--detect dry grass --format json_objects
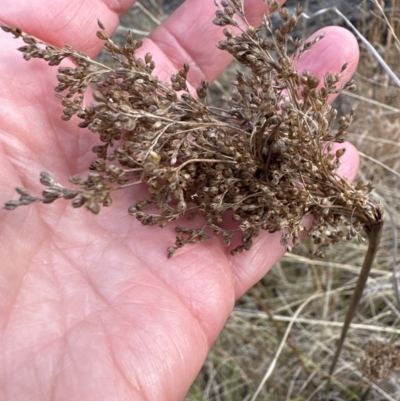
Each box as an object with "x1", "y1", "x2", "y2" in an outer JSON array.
[{"x1": 106, "y1": 1, "x2": 400, "y2": 399}]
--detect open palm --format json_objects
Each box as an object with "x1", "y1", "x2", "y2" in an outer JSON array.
[{"x1": 0, "y1": 0, "x2": 360, "y2": 400}]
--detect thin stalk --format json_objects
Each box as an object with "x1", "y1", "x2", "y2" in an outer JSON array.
[{"x1": 329, "y1": 221, "x2": 384, "y2": 375}]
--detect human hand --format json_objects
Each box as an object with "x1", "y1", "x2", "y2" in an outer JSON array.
[{"x1": 0, "y1": 1, "x2": 360, "y2": 400}]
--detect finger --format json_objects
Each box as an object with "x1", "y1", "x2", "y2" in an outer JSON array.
[
  {"x1": 230, "y1": 27, "x2": 360, "y2": 297},
  {"x1": 294, "y1": 26, "x2": 360, "y2": 102},
  {"x1": 331, "y1": 142, "x2": 360, "y2": 182},
  {"x1": 139, "y1": 0, "x2": 285, "y2": 86},
  {"x1": 0, "y1": 0, "x2": 137, "y2": 57}
]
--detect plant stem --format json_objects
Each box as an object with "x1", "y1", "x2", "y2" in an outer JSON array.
[{"x1": 329, "y1": 220, "x2": 383, "y2": 375}]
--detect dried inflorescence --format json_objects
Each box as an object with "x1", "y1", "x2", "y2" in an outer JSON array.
[
  {"x1": 3, "y1": 0, "x2": 383, "y2": 258},
  {"x1": 361, "y1": 340, "x2": 400, "y2": 381}
]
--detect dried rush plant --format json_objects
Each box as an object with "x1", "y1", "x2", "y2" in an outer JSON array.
[{"x1": 2, "y1": 0, "x2": 385, "y2": 378}]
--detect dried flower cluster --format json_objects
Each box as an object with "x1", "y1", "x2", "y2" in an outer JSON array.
[
  {"x1": 361, "y1": 340, "x2": 400, "y2": 381},
  {"x1": 3, "y1": 0, "x2": 383, "y2": 258}
]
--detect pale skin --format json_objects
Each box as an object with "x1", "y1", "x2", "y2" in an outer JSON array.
[{"x1": 0, "y1": 0, "x2": 360, "y2": 400}]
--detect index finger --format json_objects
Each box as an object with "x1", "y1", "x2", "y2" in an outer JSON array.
[{"x1": 0, "y1": 0, "x2": 136, "y2": 57}]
